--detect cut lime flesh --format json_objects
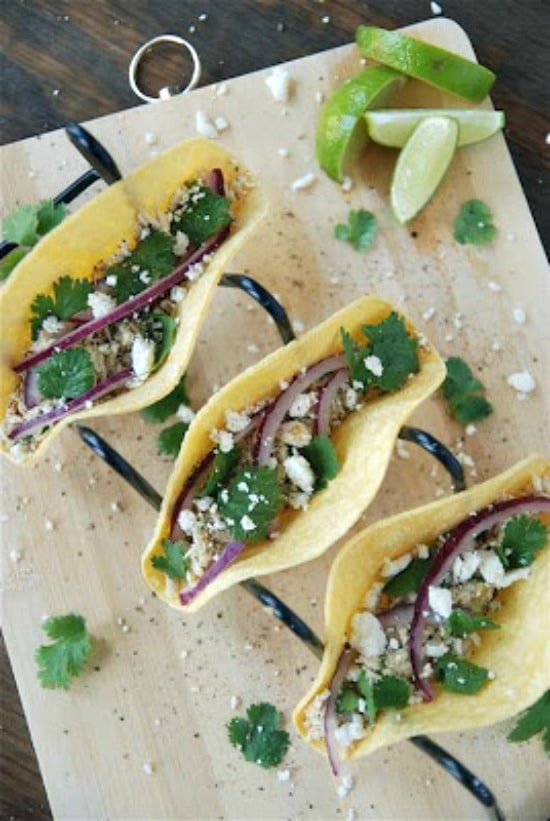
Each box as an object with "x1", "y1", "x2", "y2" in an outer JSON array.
[
  {"x1": 356, "y1": 26, "x2": 495, "y2": 103},
  {"x1": 366, "y1": 109, "x2": 504, "y2": 147},
  {"x1": 316, "y1": 66, "x2": 405, "y2": 182},
  {"x1": 391, "y1": 115, "x2": 458, "y2": 223}
]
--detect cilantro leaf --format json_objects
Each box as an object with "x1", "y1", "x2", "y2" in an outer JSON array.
[
  {"x1": 382, "y1": 554, "x2": 435, "y2": 598},
  {"x1": 172, "y1": 184, "x2": 232, "y2": 247},
  {"x1": 357, "y1": 672, "x2": 409, "y2": 723},
  {"x1": 507, "y1": 690, "x2": 550, "y2": 757},
  {"x1": 218, "y1": 465, "x2": 283, "y2": 542},
  {"x1": 37, "y1": 348, "x2": 94, "y2": 400},
  {"x1": 199, "y1": 447, "x2": 241, "y2": 498},
  {"x1": 341, "y1": 327, "x2": 369, "y2": 387},
  {"x1": 334, "y1": 209, "x2": 377, "y2": 251},
  {"x1": 3, "y1": 204, "x2": 39, "y2": 245},
  {"x1": 447, "y1": 608, "x2": 500, "y2": 636},
  {"x1": 0, "y1": 247, "x2": 28, "y2": 281},
  {"x1": 35, "y1": 613, "x2": 91, "y2": 690},
  {"x1": 109, "y1": 230, "x2": 175, "y2": 303},
  {"x1": 141, "y1": 375, "x2": 188, "y2": 423},
  {"x1": 361, "y1": 312, "x2": 419, "y2": 392},
  {"x1": 36, "y1": 200, "x2": 68, "y2": 235},
  {"x1": 30, "y1": 275, "x2": 92, "y2": 340},
  {"x1": 500, "y1": 515, "x2": 547, "y2": 568},
  {"x1": 157, "y1": 422, "x2": 188, "y2": 457},
  {"x1": 453, "y1": 199, "x2": 497, "y2": 245},
  {"x1": 441, "y1": 356, "x2": 493, "y2": 425},
  {"x1": 435, "y1": 653, "x2": 489, "y2": 694},
  {"x1": 227, "y1": 702, "x2": 290, "y2": 769},
  {"x1": 301, "y1": 435, "x2": 340, "y2": 490},
  {"x1": 336, "y1": 685, "x2": 361, "y2": 714},
  {"x1": 151, "y1": 538, "x2": 190, "y2": 579},
  {"x1": 142, "y1": 312, "x2": 177, "y2": 370}
]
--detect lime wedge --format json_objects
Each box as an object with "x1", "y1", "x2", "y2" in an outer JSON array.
[
  {"x1": 366, "y1": 109, "x2": 504, "y2": 147},
  {"x1": 391, "y1": 115, "x2": 458, "y2": 223},
  {"x1": 356, "y1": 27, "x2": 495, "y2": 103},
  {"x1": 316, "y1": 66, "x2": 405, "y2": 182}
]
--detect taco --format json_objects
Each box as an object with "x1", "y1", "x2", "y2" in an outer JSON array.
[
  {"x1": 293, "y1": 455, "x2": 550, "y2": 773},
  {"x1": 0, "y1": 138, "x2": 267, "y2": 465},
  {"x1": 142, "y1": 295, "x2": 445, "y2": 612}
]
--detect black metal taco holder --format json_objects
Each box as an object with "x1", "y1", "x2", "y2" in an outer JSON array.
[{"x1": 1, "y1": 125, "x2": 504, "y2": 820}]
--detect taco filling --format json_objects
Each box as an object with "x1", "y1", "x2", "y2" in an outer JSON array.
[
  {"x1": 150, "y1": 310, "x2": 422, "y2": 606},
  {"x1": 303, "y1": 491, "x2": 550, "y2": 773},
  {"x1": 1, "y1": 168, "x2": 241, "y2": 457}
]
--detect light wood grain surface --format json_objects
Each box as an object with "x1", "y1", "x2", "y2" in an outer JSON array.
[{"x1": 1, "y1": 16, "x2": 549, "y2": 821}]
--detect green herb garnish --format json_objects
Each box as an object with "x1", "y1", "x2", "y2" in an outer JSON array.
[
  {"x1": 507, "y1": 690, "x2": 550, "y2": 757},
  {"x1": 3, "y1": 199, "x2": 67, "y2": 247},
  {"x1": 227, "y1": 702, "x2": 290, "y2": 768},
  {"x1": 151, "y1": 538, "x2": 190, "y2": 580},
  {"x1": 453, "y1": 199, "x2": 497, "y2": 245},
  {"x1": 37, "y1": 347, "x2": 94, "y2": 400},
  {"x1": 441, "y1": 356, "x2": 493, "y2": 425},
  {"x1": 447, "y1": 608, "x2": 500, "y2": 636},
  {"x1": 301, "y1": 435, "x2": 340, "y2": 490},
  {"x1": 334, "y1": 209, "x2": 377, "y2": 251},
  {"x1": 435, "y1": 653, "x2": 489, "y2": 695},
  {"x1": 336, "y1": 685, "x2": 361, "y2": 714},
  {"x1": 0, "y1": 248, "x2": 27, "y2": 281},
  {"x1": 109, "y1": 230, "x2": 176, "y2": 303},
  {"x1": 141, "y1": 375, "x2": 188, "y2": 423},
  {"x1": 199, "y1": 447, "x2": 241, "y2": 498},
  {"x1": 35, "y1": 613, "x2": 91, "y2": 690},
  {"x1": 156, "y1": 422, "x2": 188, "y2": 457},
  {"x1": 30, "y1": 275, "x2": 92, "y2": 339},
  {"x1": 143, "y1": 312, "x2": 177, "y2": 370},
  {"x1": 382, "y1": 553, "x2": 435, "y2": 597},
  {"x1": 172, "y1": 184, "x2": 232, "y2": 247},
  {"x1": 357, "y1": 672, "x2": 410, "y2": 723},
  {"x1": 218, "y1": 465, "x2": 283, "y2": 542},
  {"x1": 500, "y1": 515, "x2": 547, "y2": 569}
]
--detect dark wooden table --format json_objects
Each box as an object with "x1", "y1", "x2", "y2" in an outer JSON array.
[{"x1": 0, "y1": 1, "x2": 548, "y2": 817}]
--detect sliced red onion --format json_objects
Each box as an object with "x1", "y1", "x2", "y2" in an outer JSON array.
[
  {"x1": 314, "y1": 368, "x2": 348, "y2": 438},
  {"x1": 206, "y1": 168, "x2": 225, "y2": 195},
  {"x1": 377, "y1": 603, "x2": 415, "y2": 630},
  {"x1": 410, "y1": 494, "x2": 550, "y2": 700},
  {"x1": 254, "y1": 353, "x2": 347, "y2": 466},
  {"x1": 14, "y1": 226, "x2": 229, "y2": 375},
  {"x1": 9, "y1": 367, "x2": 133, "y2": 440},
  {"x1": 324, "y1": 646, "x2": 354, "y2": 777},
  {"x1": 179, "y1": 541, "x2": 245, "y2": 605},
  {"x1": 23, "y1": 368, "x2": 43, "y2": 409}
]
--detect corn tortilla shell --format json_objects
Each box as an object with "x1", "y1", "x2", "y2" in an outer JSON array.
[
  {"x1": 293, "y1": 454, "x2": 550, "y2": 758},
  {"x1": 142, "y1": 294, "x2": 445, "y2": 612},
  {"x1": 0, "y1": 137, "x2": 267, "y2": 466}
]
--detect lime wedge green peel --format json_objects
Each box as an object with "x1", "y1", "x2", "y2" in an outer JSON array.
[
  {"x1": 391, "y1": 116, "x2": 458, "y2": 224},
  {"x1": 365, "y1": 109, "x2": 505, "y2": 148},
  {"x1": 356, "y1": 26, "x2": 495, "y2": 103},
  {"x1": 315, "y1": 66, "x2": 405, "y2": 181}
]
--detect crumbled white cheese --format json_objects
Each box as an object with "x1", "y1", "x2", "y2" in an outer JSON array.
[
  {"x1": 288, "y1": 392, "x2": 314, "y2": 418},
  {"x1": 265, "y1": 66, "x2": 292, "y2": 103},
  {"x1": 479, "y1": 552, "x2": 505, "y2": 586},
  {"x1": 416, "y1": 543, "x2": 430, "y2": 560},
  {"x1": 230, "y1": 695, "x2": 240, "y2": 710},
  {"x1": 363, "y1": 582, "x2": 383, "y2": 611},
  {"x1": 337, "y1": 774, "x2": 355, "y2": 799},
  {"x1": 240, "y1": 515, "x2": 256, "y2": 532},
  {"x1": 363, "y1": 354, "x2": 383, "y2": 377},
  {"x1": 214, "y1": 115, "x2": 229, "y2": 132},
  {"x1": 291, "y1": 173, "x2": 316, "y2": 191},
  {"x1": 177, "y1": 404, "x2": 196, "y2": 424},
  {"x1": 131, "y1": 335, "x2": 155, "y2": 379},
  {"x1": 277, "y1": 769, "x2": 291, "y2": 782},
  {"x1": 281, "y1": 420, "x2": 312, "y2": 448},
  {"x1": 284, "y1": 453, "x2": 315, "y2": 494},
  {"x1": 288, "y1": 491, "x2": 310, "y2": 510},
  {"x1": 196, "y1": 110, "x2": 219, "y2": 139},
  {"x1": 9, "y1": 548, "x2": 23, "y2": 563},
  {"x1": 143, "y1": 761, "x2": 155, "y2": 775},
  {"x1": 42, "y1": 315, "x2": 63, "y2": 334},
  {"x1": 428, "y1": 585, "x2": 453, "y2": 618},
  {"x1": 488, "y1": 280, "x2": 502, "y2": 292},
  {"x1": 105, "y1": 274, "x2": 118, "y2": 287},
  {"x1": 173, "y1": 230, "x2": 190, "y2": 256},
  {"x1": 87, "y1": 291, "x2": 116, "y2": 319},
  {"x1": 344, "y1": 387, "x2": 358, "y2": 410},
  {"x1": 499, "y1": 567, "x2": 531, "y2": 588},
  {"x1": 225, "y1": 409, "x2": 250, "y2": 433},
  {"x1": 381, "y1": 553, "x2": 412, "y2": 578},
  {"x1": 507, "y1": 370, "x2": 536, "y2": 394},
  {"x1": 44, "y1": 519, "x2": 54, "y2": 531},
  {"x1": 341, "y1": 176, "x2": 353, "y2": 192},
  {"x1": 452, "y1": 551, "x2": 481, "y2": 584},
  {"x1": 211, "y1": 428, "x2": 235, "y2": 453},
  {"x1": 513, "y1": 307, "x2": 526, "y2": 324},
  {"x1": 350, "y1": 611, "x2": 387, "y2": 657},
  {"x1": 426, "y1": 641, "x2": 448, "y2": 658},
  {"x1": 144, "y1": 132, "x2": 157, "y2": 145},
  {"x1": 170, "y1": 285, "x2": 185, "y2": 302},
  {"x1": 334, "y1": 715, "x2": 365, "y2": 749},
  {"x1": 178, "y1": 509, "x2": 197, "y2": 535}
]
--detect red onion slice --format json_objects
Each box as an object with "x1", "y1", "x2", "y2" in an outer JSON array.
[
  {"x1": 410, "y1": 494, "x2": 550, "y2": 700},
  {"x1": 14, "y1": 226, "x2": 229, "y2": 374},
  {"x1": 314, "y1": 368, "x2": 348, "y2": 438},
  {"x1": 206, "y1": 168, "x2": 225, "y2": 195},
  {"x1": 23, "y1": 368, "x2": 43, "y2": 409},
  {"x1": 254, "y1": 353, "x2": 347, "y2": 466},
  {"x1": 179, "y1": 541, "x2": 245, "y2": 605},
  {"x1": 324, "y1": 646, "x2": 354, "y2": 776},
  {"x1": 9, "y1": 367, "x2": 133, "y2": 441},
  {"x1": 377, "y1": 603, "x2": 415, "y2": 630}
]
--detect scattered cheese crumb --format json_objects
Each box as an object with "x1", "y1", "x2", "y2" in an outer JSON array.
[
  {"x1": 277, "y1": 769, "x2": 291, "y2": 782},
  {"x1": 44, "y1": 519, "x2": 54, "y2": 531},
  {"x1": 364, "y1": 354, "x2": 383, "y2": 377},
  {"x1": 131, "y1": 336, "x2": 155, "y2": 379},
  {"x1": 512, "y1": 307, "x2": 526, "y2": 324},
  {"x1": 144, "y1": 132, "x2": 157, "y2": 145},
  {"x1": 337, "y1": 774, "x2": 355, "y2": 799},
  {"x1": 382, "y1": 554, "x2": 412, "y2": 578},
  {"x1": 143, "y1": 761, "x2": 155, "y2": 775},
  {"x1": 265, "y1": 66, "x2": 292, "y2": 103},
  {"x1": 230, "y1": 695, "x2": 240, "y2": 710},
  {"x1": 87, "y1": 291, "x2": 115, "y2": 319},
  {"x1": 428, "y1": 585, "x2": 452, "y2": 618},
  {"x1": 9, "y1": 548, "x2": 23, "y2": 563},
  {"x1": 488, "y1": 280, "x2": 502, "y2": 292},
  {"x1": 173, "y1": 230, "x2": 190, "y2": 256},
  {"x1": 177, "y1": 404, "x2": 196, "y2": 424},
  {"x1": 284, "y1": 453, "x2": 315, "y2": 494},
  {"x1": 214, "y1": 115, "x2": 229, "y2": 132},
  {"x1": 196, "y1": 110, "x2": 219, "y2": 139},
  {"x1": 507, "y1": 370, "x2": 536, "y2": 394},
  {"x1": 341, "y1": 176, "x2": 353, "y2": 192},
  {"x1": 291, "y1": 172, "x2": 316, "y2": 191},
  {"x1": 351, "y1": 612, "x2": 386, "y2": 657},
  {"x1": 110, "y1": 500, "x2": 121, "y2": 512}
]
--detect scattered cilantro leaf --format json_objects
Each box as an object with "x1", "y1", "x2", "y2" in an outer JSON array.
[
  {"x1": 140, "y1": 375, "x2": 188, "y2": 423},
  {"x1": 336, "y1": 685, "x2": 360, "y2": 714},
  {"x1": 3, "y1": 203, "x2": 39, "y2": 246},
  {"x1": 227, "y1": 702, "x2": 290, "y2": 768},
  {"x1": 35, "y1": 613, "x2": 91, "y2": 690},
  {"x1": 507, "y1": 690, "x2": 550, "y2": 757},
  {"x1": 500, "y1": 515, "x2": 547, "y2": 569},
  {"x1": 218, "y1": 465, "x2": 283, "y2": 542},
  {"x1": 301, "y1": 435, "x2": 340, "y2": 490},
  {"x1": 30, "y1": 275, "x2": 93, "y2": 339},
  {"x1": 151, "y1": 538, "x2": 190, "y2": 579},
  {"x1": 143, "y1": 312, "x2": 177, "y2": 370},
  {"x1": 454, "y1": 199, "x2": 497, "y2": 245},
  {"x1": 199, "y1": 447, "x2": 241, "y2": 498},
  {"x1": 441, "y1": 356, "x2": 493, "y2": 425},
  {"x1": 157, "y1": 422, "x2": 188, "y2": 457},
  {"x1": 357, "y1": 672, "x2": 409, "y2": 723},
  {"x1": 383, "y1": 553, "x2": 435, "y2": 598},
  {"x1": 37, "y1": 347, "x2": 94, "y2": 400},
  {"x1": 447, "y1": 608, "x2": 500, "y2": 636},
  {"x1": 0, "y1": 247, "x2": 28, "y2": 280},
  {"x1": 109, "y1": 230, "x2": 175, "y2": 303},
  {"x1": 334, "y1": 209, "x2": 377, "y2": 251},
  {"x1": 435, "y1": 653, "x2": 488, "y2": 694},
  {"x1": 341, "y1": 327, "x2": 368, "y2": 386},
  {"x1": 172, "y1": 184, "x2": 232, "y2": 247},
  {"x1": 36, "y1": 199, "x2": 68, "y2": 235}
]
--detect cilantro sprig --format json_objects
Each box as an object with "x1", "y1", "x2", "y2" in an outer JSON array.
[
  {"x1": 151, "y1": 538, "x2": 190, "y2": 580},
  {"x1": 172, "y1": 184, "x2": 232, "y2": 247},
  {"x1": 141, "y1": 375, "x2": 189, "y2": 423},
  {"x1": 382, "y1": 553, "x2": 435, "y2": 597},
  {"x1": 301, "y1": 436, "x2": 340, "y2": 490},
  {"x1": 337, "y1": 673, "x2": 410, "y2": 721},
  {"x1": 447, "y1": 608, "x2": 500, "y2": 636},
  {"x1": 453, "y1": 199, "x2": 497, "y2": 245},
  {"x1": 435, "y1": 653, "x2": 489, "y2": 695},
  {"x1": 227, "y1": 702, "x2": 290, "y2": 768},
  {"x1": 334, "y1": 209, "x2": 377, "y2": 251},
  {"x1": 500, "y1": 515, "x2": 547, "y2": 568},
  {"x1": 156, "y1": 422, "x2": 188, "y2": 458},
  {"x1": 30, "y1": 275, "x2": 92, "y2": 339},
  {"x1": 508, "y1": 690, "x2": 550, "y2": 757},
  {"x1": 218, "y1": 465, "x2": 283, "y2": 542},
  {"x1": 199, "y1": 447, "x2": 241, "y2": 498},
  {"x1": 109, "y1": 230, "x2": 176, "y2": 303},
  {"x1": 35, "y1": 613, "x2": 91, "y2": 690},
  {"x1": 37, "y1": 347, "x2": 95, "y2": 400},
  {"x1": 441, "y1": 356, "x2": 493, "y2": 425},
  {"x1": 1, "y1": 199, "x2": 68, "y2": 280}
]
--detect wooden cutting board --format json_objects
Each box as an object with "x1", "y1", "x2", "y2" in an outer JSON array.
[{"x1": 1, "y1": 18, "x2": 548, "y2": 820}]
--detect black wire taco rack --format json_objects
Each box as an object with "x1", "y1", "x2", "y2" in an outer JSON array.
[{"x1": 2, "y1": 125, "x2": 504, "y2": 820}]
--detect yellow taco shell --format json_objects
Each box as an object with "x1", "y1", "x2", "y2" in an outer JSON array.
[
  {"x1": 0, "y1": 138, "x2": 267, "y2": 465},
  {"x1": 293, "y1": 454, "x2": 550, "y2": 759},
  {"x1": 142, "y1": 294, "x2": 445, "y2": 612}
]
